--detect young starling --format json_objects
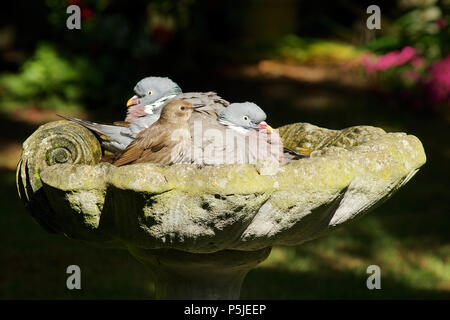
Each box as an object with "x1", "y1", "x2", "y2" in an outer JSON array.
[{"x1": 112, "y1": 100, "x2": 197, "y2": 166}]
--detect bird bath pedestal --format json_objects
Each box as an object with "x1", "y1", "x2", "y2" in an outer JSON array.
[{"x1": 17, "y1": 120, "x2": 426, "y2": 299}]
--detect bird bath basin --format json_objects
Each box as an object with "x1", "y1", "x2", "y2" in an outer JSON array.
[{"x1": 17, "y1": 120, "x2": 426, "y2": 299}]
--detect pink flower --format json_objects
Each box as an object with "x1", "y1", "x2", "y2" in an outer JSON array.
[
  {"x1": 375, "y1": 46, "x2": 417, "y2": 71},
  {"x1": 361, "y1": 53, "x2": 377, "y2": 73},
  {"x1": 361, "y1": 46, "x2": 419, "y2": 73},
  {"x1": 425, "y1": 55, "x2": 450, "y2": 105}
]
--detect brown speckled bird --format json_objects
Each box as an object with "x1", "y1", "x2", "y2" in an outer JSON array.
[{"x1": 112, "y1": 100, "x2": 197, "y2": 166}]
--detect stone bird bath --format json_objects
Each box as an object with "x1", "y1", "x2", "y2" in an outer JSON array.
[{"x1": 16, "y1": 120, "x2": 426, "y2": 299}]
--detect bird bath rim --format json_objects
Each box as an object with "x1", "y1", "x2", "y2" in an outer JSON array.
[{"x1": 16, "y1": 120, "x2": 426, "y2": 299}]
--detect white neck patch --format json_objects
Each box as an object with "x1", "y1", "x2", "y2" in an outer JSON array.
[
  {"x1": 218, "y1": 119, "x2": 250, "y2": 134},
  {"x1": 144, "y1": 94, "x2": 178, "y2": 115}
]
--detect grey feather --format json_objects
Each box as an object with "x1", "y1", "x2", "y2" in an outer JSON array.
[{"x1": 59, "y1": 116, "x2": 134, "y2": 151}]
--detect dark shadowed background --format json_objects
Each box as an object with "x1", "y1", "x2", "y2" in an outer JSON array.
[{"x1": 0, "y1": 0, "x2": 449, "y2": 299}]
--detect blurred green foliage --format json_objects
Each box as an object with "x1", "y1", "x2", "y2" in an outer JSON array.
[
  {"x1": 366, "y1": 0, "x2": 450, "y2": 60},
  {"x1": 275, "y1": 35, "x2": 364, "y2": 65},
  {"x1": 0, "y1": 44, "x2": 95, "y2": 111}
]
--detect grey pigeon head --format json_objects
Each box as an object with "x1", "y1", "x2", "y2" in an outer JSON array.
[
  {"x1": 217, "y1": 102, "x2": 267, "y2": 130},
  {"x1": 132, "y1": 77, "x2": 182, "y2": 106}
]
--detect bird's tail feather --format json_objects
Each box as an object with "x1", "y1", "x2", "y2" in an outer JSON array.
[{"x1": 58, "y1": 115, "x2": 126, "y2": 138}]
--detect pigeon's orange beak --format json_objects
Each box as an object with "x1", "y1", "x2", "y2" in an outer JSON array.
[
  {"x1": 258, "y1": 121, "x2": 272, "y2": 132},
  {"x1": 126, "y1": 95, "x2": 139, "y2": 107}
]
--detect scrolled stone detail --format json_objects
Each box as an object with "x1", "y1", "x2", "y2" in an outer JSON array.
[{"x1": 16, "y1": 120, "x2": 102, "y2": 202}]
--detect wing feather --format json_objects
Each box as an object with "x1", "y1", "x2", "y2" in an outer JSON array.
[
  {"x1": 113, "y1": 145, "x2": 145, "y2": 166},
  {"x1": 113, "y1": 121, "x2": 190, "y2": 166}
]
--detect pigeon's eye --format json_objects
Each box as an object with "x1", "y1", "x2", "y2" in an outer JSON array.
[
  {"x1": 243, "y1": 116, "x2": 249, "y2": 121},
  {"x1": 147, "y1": 90, "x2": 153, "y2": 95},
  {"x1": 180, "y1": 106, "x2": 186, "y2": 110}
]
